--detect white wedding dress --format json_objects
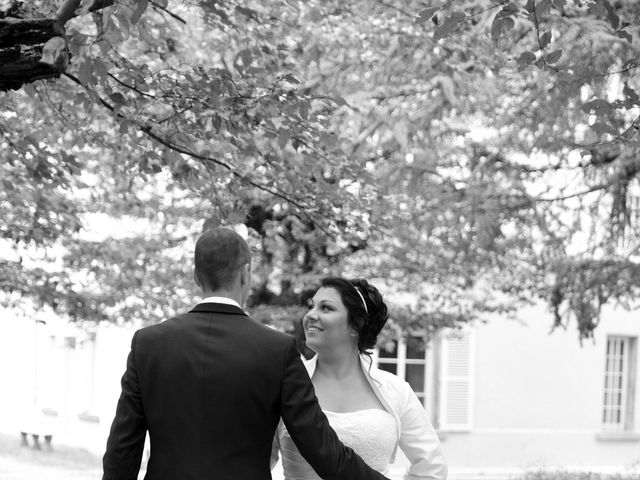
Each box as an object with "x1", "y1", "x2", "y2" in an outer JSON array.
[{"x1": 277, "y1": 408, "x2": 397, "y2": 479}]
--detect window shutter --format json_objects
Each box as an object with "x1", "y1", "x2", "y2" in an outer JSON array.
[{"x1": 439, "y1": 329, "x2": 474, "y2": 431}]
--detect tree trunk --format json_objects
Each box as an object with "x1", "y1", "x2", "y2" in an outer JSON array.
[{"x1": 0, "y1": 17, "x2": 68, "y2": 91}]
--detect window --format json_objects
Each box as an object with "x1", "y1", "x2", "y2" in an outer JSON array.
[
  {"x1": 374, "y1": 337, "x2": 428, "y2": 407},
  {"x1": 602, "y1": 336, "x2": 637, "y2": 432}
]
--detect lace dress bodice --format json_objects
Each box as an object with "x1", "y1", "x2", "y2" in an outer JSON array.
[{"x1": 278, "y1": 409, "x2": 397, "y2": 480}]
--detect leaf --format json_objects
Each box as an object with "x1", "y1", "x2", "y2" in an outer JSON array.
[
  {"x1": 539, "y1": 31, "x2": 552, "y2": 49},
  {"x1": 392, "y1": 120, "x2": 409, "y2": 149},
  {"x1": 516, "y1": 51, "x2": 537, "y2": 66},
  {"x1": 535, "y1": 0, "x2": 551, "y2": 18},
  {"x1": 234, "y1": 48, "x2": 253, "y2": 73},
  {"x1": 78, "y1": 58, "x2": 94, "y2": 85},
  {"x1": 616, "y1": 30, "x2": 633, "y2": 43},
  {"x1": 416, "y1": 6, "x2": 440, "y2": 24},
  {"x1": 581, "y1": 99, "x2": 613, "y2": 115},
  {"x1": 40, "y1": 37, "x2": 68, "y2": 71},
  {"x1": 210, "y1": 6, "x2": 231, "y2": 26},
  {"x1": 449, "y1": 10, "x2": 466, "y2": 22},
  {"x1": 93, "y1": 59, "x2": 109, "y2": 84},
  {"x1": 623, "y1": 83, "x2": 640, "y2": 105},
  {"x1": 299, "y1": 100, "x2": 310, "y2": 120},
  {"x1": 491, "y1": 16, "x2": 515, "y2": 41},
  {"x1": 282, "y1": 74, "x2": 300, "y2": 84},
  {"x1": 131, "y1": 0, "x2": 148, "y2": 24},
  {"x1": 104, "y1": 16, "x2": 125, "y2": 45},
  {"x1": 324, "y1": 95, "x2": 348, "y2": 107},
  {"x1": 109, "y1": 93, "x2": 126, "y2": 105},
  {"x1": 546, "y1": 49, "x2": 562, "y2": 64},
  {"x1": 235, "y1": 6, "x2": 259, "y2": 21},
  {"x1": 435, "y1": 75, "x2": 456, "y2": 105},
  {"x1": 602, "y1": 0, "x2": 620, "y2": 30},
  {"x1": 591, "y1": 122, "x2": 618, "y2": 137},
  {"x1": 278, "y1": 129, "x2": 290, "y2": 149},
  {"x1": 501, "y1": 3, "x2": 520, "y2": 14},
  {"x1": 434, "y1": 11, "x2": 465, "y2": 41}
]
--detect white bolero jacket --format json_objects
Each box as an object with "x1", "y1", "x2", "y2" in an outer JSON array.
[{"x1": 274, "y1": 354, "x2": 448, "y2": 480}]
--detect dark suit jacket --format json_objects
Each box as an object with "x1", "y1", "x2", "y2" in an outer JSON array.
[{"x1": 102, "y1": 302, "x2": 390, "y2": 480}]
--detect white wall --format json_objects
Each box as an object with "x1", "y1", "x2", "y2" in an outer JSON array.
[
  {"x1": 0, "y1": 309, "x2": 137, "y2": 454},
  {"x1": 439, "y1": 303, "x2": 640, "y2": 470}
]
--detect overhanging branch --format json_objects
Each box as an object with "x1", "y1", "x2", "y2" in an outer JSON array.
[
  {"x1": 56, "y1": 0, "x2": 83, "y2": 23},
  {"x1": 61, "y1": 72, "x2": 332, "y2": 235}
]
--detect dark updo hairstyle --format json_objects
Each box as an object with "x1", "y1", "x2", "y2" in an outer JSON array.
[{"x1": 320, "y1": 277, "x2": 389, "y2": 354}]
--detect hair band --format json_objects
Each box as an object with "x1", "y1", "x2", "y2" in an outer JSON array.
[{"x1": 353, "y1": 286, "x2": 368, "y2": 314}]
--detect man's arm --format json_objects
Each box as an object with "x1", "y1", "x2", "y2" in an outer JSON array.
[
  {"x1": 279, "y1": 337, "x2": 390, "y2": 480},
  {"x1": 102, "y1": 331, "x2": 147, "y2": 480}
]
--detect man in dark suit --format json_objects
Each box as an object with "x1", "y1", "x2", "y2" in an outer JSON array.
[{"x1": 103, "y1": 227, "x2": 390, "y2": 480}]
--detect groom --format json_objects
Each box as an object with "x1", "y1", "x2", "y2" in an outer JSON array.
[{"x1": 102, "y1": 227, "x2": 390, "y2": 480}]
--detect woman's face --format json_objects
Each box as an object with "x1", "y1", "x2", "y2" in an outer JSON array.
[{"x1": 303, "y1": 287, "x2": 357, "y2": 353}]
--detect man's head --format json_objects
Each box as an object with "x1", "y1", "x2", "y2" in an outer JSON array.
[{"x1": 194, "y1": 227, "x2": 252, "y2": 302}]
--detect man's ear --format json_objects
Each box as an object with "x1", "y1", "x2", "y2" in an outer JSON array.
[
  {"x1": 239, "y1": 263, "x2": 250, "y2": 287},
  {"x1": 193, "y1": 269, "x2": 202, "y2": 288}
]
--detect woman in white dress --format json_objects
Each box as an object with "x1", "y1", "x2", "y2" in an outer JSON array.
[{"x1": 272, "y1": 277, "x2": 448, "y2": 480}]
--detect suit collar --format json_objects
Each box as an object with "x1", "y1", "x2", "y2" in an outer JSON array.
[
  {"x1": 199, "y1": 296, "x2": 242, "y2": 309},
  {"x1": 190, "y1": 302, "x2": 248, "y2": 317}
]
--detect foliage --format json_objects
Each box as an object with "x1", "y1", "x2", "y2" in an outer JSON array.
[{"x1": 1, "y1": 0, "x2": 639, "y2": 340}]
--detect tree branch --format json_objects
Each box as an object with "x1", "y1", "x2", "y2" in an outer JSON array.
[
  {"x1": 532, "y1": 0, "x2": 560, "y2": 73},
  {"x1": 56, "y1": 0, "x2": 83, "y2": 24},
  {"x1": 536, "y1": 183, "x2": 609, "y2": 202},
  {"x1": 149, "y1": 0, "x2": 186, "y2": 24},
  {"x1": 56, "y1": 0, "x2": 116, "y2": 24},
  {"x1": 62, "y1": 72, "x2": 331, "y2": 235},
  {"x1": 108, "y1": 73, "x2": 156, "y2": 98}
]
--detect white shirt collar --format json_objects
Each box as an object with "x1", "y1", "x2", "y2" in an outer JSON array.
[{"x1": 198, "y1": 296, "x2": 242, "y2": 309}]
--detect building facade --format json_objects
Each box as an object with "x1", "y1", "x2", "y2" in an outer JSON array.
[
  {"x1": 372, "y1": 303, "x2": 640, "y2": 474},
  {"x1": 1, "y1": 302, "x2": 638, "y2": 475}
]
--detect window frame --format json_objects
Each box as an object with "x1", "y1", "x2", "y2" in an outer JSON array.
[{"x1": 373, "y1": 336, "x2": 429, "y2": 408}]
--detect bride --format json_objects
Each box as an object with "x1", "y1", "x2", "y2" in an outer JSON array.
[{"x1": 272, "y1": 277, "x2": 448, "y2": 480}]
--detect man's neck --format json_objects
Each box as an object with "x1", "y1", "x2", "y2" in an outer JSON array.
[{"x1": 200, "y1": 289, "x2": 243, "y2": 306}]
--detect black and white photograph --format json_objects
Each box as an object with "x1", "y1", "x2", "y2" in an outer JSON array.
[{"x1": 0, "y1": 1, "x2": 639, "y2": 479}]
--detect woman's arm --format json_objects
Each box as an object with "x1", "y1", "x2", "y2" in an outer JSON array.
[{"x1": 397, "y1": 382, "x2": 448, "y2": 480}]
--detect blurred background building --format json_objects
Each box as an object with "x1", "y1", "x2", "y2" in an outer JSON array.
[{"x1": 1, "y1": 302, "x2": 638, "y2": 477}]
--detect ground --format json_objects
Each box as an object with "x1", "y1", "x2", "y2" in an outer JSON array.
[
  {"x1": 0, "y1": 432, "x2": 102, "y2": 480},
  {"x1": 0, "y1": 431, "x2": 406, "y2": 480}
]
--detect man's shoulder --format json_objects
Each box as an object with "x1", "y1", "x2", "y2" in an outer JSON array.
[
  {"x1": 135, "y1": 310, "x2": 293, "y2": 340},
  {"x1": 132, "y1": 311, "x2": 195, "y2": 338},
  {"x1": 244, "y1": 316, "x2": 295, "y2": 344}
]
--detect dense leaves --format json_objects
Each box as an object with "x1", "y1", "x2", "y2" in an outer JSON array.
[{"x1": 1, "y1": 0, "x2": 639, "y2": 341}]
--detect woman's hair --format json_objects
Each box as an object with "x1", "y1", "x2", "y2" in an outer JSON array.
[{"x1": 320, "y1": 277, "x2": 389, "y2": 354}]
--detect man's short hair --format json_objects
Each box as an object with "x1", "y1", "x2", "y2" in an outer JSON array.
[{"x1": 194, "y1": 227, "x2": 251, "y2": 291}]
